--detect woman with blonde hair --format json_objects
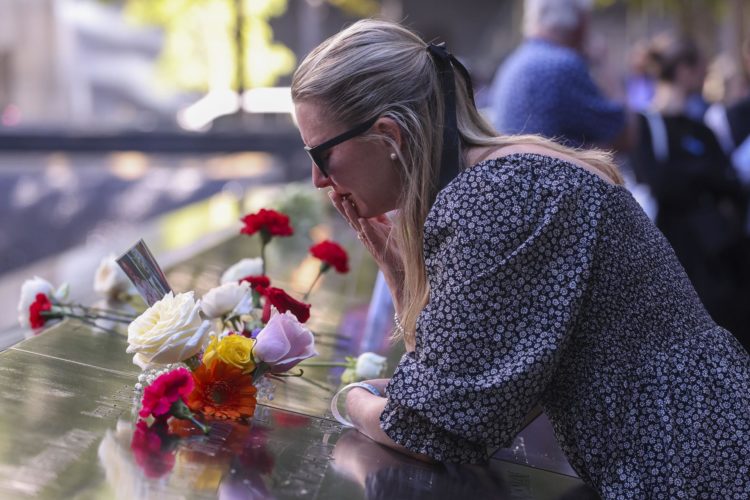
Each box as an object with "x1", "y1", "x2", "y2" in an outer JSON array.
[{"x1": 292, "y1": 19, "x2": 750, "y2": 497}]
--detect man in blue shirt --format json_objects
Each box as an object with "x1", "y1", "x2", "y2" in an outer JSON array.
[{"x1": 490, "y1": 0, "x2": 630, "y2": 150}]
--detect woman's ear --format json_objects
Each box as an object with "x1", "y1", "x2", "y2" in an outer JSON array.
[{"x1": 374, "y1": 117, "x2": 402, "y2": 151}]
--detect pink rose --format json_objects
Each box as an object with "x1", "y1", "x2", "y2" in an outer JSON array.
[{"x1": 253, "y1": 312, "x2": 317, "y2": 373}]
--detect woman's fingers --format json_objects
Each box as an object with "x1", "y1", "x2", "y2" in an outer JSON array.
[
  {"x1": 325, "y1": 191, "x2": 398, "y2": 263},
  {"x1": 327, "y1": 191, "x2": 350, "y2": 223},
  {"x1": 358, "y1": 217, "x2": 381, "y2": 243},
  {"x1": 359, "y1": 217, "x2": 395, "y2": 258},
  {"x1": 341, "y1": 197, "x2": 363, "y2": 233},
  {"x1": 328, "y1": 191, "x2": 364, "y2": 233}
]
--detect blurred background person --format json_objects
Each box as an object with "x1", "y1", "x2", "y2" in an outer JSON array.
[
  {"x1": 488, "y1": 0, "x2": 631, "y2": 151},
  {"x1": 727, "y1": 39, "x2": 750, "y2": 187},
  {"x1": 703, "y1": 52, "x2": 749, "y2": 155},
  {"x1": 625, "y1": 40, "x2": 656, "y2": 113},
  {"x1": 705, "y1": 38, "x2": 750, "y2": 186},
  {"x1": 632, "y1": 33, "x2": 750, "y2": 352}
]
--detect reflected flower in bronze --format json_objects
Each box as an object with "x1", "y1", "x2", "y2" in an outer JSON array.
[{"x1": 130, "y1": 420, "x2": 177, "y2": 479}]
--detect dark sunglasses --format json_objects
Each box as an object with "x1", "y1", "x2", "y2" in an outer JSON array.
[{"x1": 304, "y1": 116, "x2": 378, "y2": 177}]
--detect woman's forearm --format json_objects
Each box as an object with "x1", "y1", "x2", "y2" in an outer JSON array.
[{"x1": 346, "y1": 389, "x2": 434, "y2": 462}]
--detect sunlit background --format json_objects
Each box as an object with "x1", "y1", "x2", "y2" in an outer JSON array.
[{"x1": 0, "y1": 0, "x2": 748, "y2": 333}]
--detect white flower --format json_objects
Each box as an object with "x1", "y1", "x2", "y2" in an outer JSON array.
[
  {"x1": 355, "y1": 352, "x2": 388, "y2": 379},
  {"x1": 200, "y1": 282, "x2": 252, "y2": 319},
  {"x1": 341, "y1": 352, "x2": 388, "y2": 383},
  {"x1": 94, "y1": 254, "x2": 131, "y2": 298},
  {"x1": 220, "y1": 258, "x2": 264, "y2": 284},
  {"x1": 17, "y1": 276, "x2": 68, "y2": 328},
  {"x1": 127, "y1": 291, "x2": 210, "y2": 369}
]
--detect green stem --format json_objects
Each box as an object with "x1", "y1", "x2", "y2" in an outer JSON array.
[
  {"x1": 252, "y1": 364, "x2": 269, "y2": 383},
  {"x1": 76, "y1": 305, "x2": 135, "y2": 318},
  {"x1": 297, "y1": 361, "x2": 350, "y2": 368},
  {"x1": 57, "y1": 311, "x2": 129, "y2": 325},
  {"x1": 188, "y1": 415, "x2": 210, "y2": 435},
  {"x1": 80, "y1": 314, "x2": 132, "y2": 324},
  {"x1": 170, "y1": 399, "x2": 210, "y2": 434},
  {"x1": 303, "y1": 269, "x2": 323, "y2": 301},
  {"x1": 69, "y1": 315, "x2": 122, "y2": 336},
  {"x1": 260, "y1": 240, "x2": 267, "y2": 276},
  {"x1": 183, "y1": 354, "x2": 202, "y2": 372},
  {"x1": 294, "y1": 375, "x2": 333, "y2": 392},
  {"x1": 64, "y1": 306, "x2": 132, "y2": 323}
]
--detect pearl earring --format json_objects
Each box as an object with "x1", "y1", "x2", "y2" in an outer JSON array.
[{"x1": 390, "y1": 152, "x2": 397, "y2": 161}]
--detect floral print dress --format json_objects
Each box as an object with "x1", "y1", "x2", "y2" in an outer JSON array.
[{"x1": 381, "y1": 153, "x2": 750, "y2": 498}]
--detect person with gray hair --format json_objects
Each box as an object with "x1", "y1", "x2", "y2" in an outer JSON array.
[
  {"x1": 292, "y1": 18, "x2": 750, "y2": 497},
  {"x1": 523, "y1": 0, "x2": 593, "y2": 38},
  {"x1": 490, "y1": 0, "x2": 630, "y2": 150}
]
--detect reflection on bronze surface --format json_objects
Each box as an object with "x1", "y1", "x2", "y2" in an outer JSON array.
[{"x1": 0, "y1": 321, "x2": 593, "y2": 499}]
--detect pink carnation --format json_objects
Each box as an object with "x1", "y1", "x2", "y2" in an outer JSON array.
[{"x1": 139, "y1": 368, "x2": 194, "y2": 420}]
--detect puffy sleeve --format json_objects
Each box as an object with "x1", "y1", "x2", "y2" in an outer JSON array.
[{"x1": 380, "y1": 163, "x2": 603, "y2": 463}]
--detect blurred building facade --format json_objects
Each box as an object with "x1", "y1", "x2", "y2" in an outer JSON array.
[
  {"x1": 0, "y1": 0, "x2": 748, "y2": 131},
  {"x1": 0, "y1": 0, "x2": 181, "y2": 130}
]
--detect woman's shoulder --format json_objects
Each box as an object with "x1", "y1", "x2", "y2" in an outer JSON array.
[
  {"x1": 432, "y1": 145, "x2": 613, "y2": 225},
  {"x1": 470, "y1": 145, "x2": 616, "y2": 187}
]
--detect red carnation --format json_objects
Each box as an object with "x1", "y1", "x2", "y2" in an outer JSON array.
[
  {"x1": 139, "y1": 368, "x2": 195, "y2": 420},
  {"x1": 258, "y1": 286, "x2": 311, "y2": 323},
  {"x1": 240, "y1": 275, "x2": 271, "y2": 290},
  {"x1": 310, "y1": 240, "x2": 349, "y2": 273},
  {"x1": 29, "y1": 293, "x2": 52, "y2": 329},
  {"x1": 240, "y1": 209, "x2": 293, "y2": 241}
]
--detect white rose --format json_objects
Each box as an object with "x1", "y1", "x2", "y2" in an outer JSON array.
[
  {"x1": 17, "y1": 276, "x2": 68, "y2": 328},
  {"x1": 355, "y1": 352, "x2": 388, "y2": 379},
  {"x1": 94, "y1": 254, "x2": 131, "y2": 298},
  {"x1": 127, "y1": 291, "x2": 210, "y2": 369},
  {"x1": 220, "y1": 258, "x2": 264, "y2": 284},
  {"x1": 200, "y1": 282, "x2": 252, "y2": 319}
]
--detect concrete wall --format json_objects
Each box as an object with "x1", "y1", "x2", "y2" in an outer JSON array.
[{"x1": 0, "y1": 0, "x2": 68, "y2": 125}]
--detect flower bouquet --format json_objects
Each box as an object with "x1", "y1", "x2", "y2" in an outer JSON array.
[{"x1": 124, "y1": 208, "x2": 352, "y2": 432}]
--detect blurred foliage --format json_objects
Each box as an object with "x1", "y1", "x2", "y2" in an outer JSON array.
[
  {"x1": 594, "y1": 0, "x2": 727, "y2": 18},
  {"x1": 99, "y1": 0, "x2": 380, "y2": 92},
  {"x1": 268, "y1": 182, "x2": 327, "y2": 244},
  {"x1": 328, "y1": 0, "x2": 379, "y2": 17},
  {"x1": 122, "y1": 0, "x2": 294, "y2": 91}
]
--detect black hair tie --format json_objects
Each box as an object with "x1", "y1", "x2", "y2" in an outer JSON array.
[{"x1": 426, "y1": 42, "x2": 476, "y2": 193}]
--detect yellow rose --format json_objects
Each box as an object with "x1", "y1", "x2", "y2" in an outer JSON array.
[{"x1": 203, "y1": 334, "x2": 256, "y2": 373}]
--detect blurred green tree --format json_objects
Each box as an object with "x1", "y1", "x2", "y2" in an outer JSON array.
[
  {"x1": 595, "y1": 0, "x2": 728, "y2": 30},
  {"x1": 109, "y1": 0, "x2": 379, "y2": 93},
  {"x1": 122, "y1": 0, "x2": 294, "y2": 92}
]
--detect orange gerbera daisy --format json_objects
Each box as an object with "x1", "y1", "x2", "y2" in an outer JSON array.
[{"x1": 187, "y1": 359, "x2": 257, "y2": 420}]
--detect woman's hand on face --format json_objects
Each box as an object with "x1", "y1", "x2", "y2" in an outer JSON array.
[{"x1": 328, "y1": 191, "x2": 404, "y2": 308}]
